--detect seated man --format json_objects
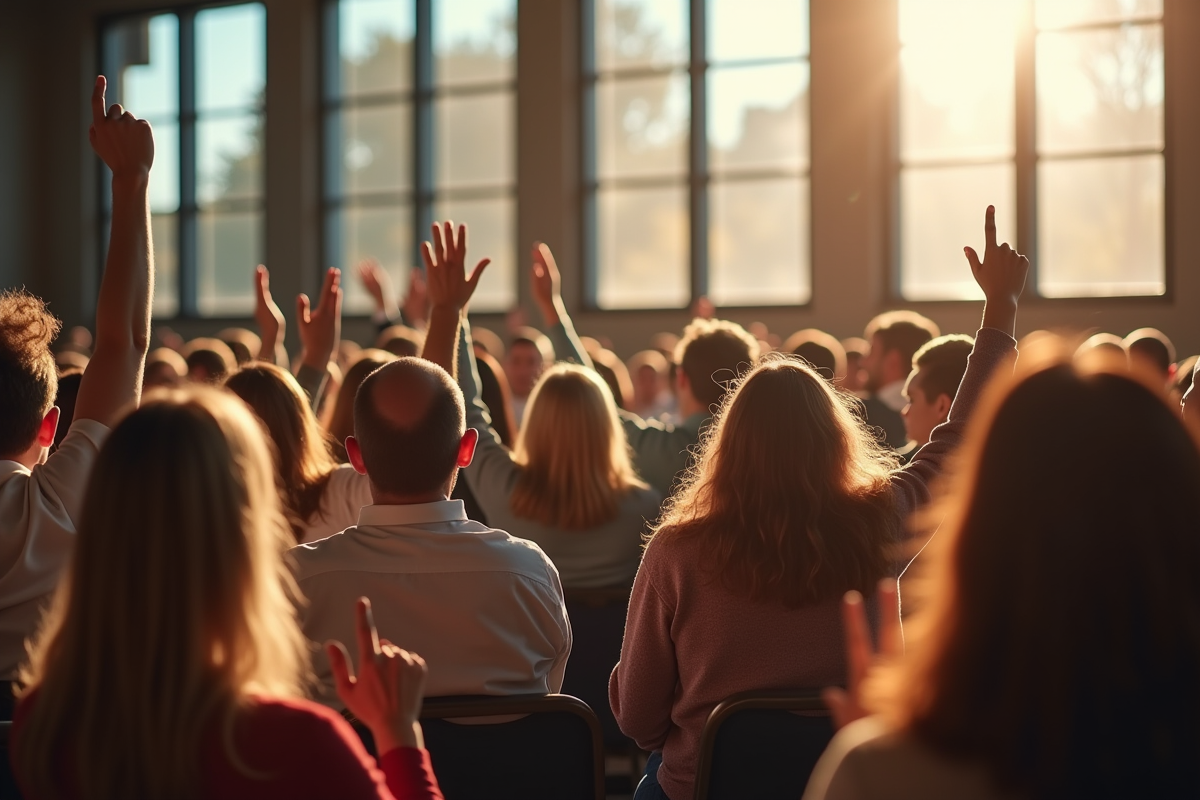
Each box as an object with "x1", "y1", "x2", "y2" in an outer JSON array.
[
  {"x1": 859, "y1": 311, "x2": 939, "y2": 449},
  {"x1": 899, "y1": 334, "x2": 974, "y2": 461},
  {"x1": 0, "y1": 76, "x2": 154, "y2": 687},
  {"x1": 292, "y1": 351, "x2": 572, "y2": 705},
  {"x1": 505, "y1": 326, "x2": 555, "y2": 429}
]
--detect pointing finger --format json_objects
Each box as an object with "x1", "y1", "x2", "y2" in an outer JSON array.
[
  {"x1": 984, "y1": 205, "x2": 997, "y2": 251},
  {"x1": 326, "y1": 641, "x2": 356, "y2": 698},
  {"x1": 91, "y1": 76, "x2": 107, "y2": 127},
  {"x1": 355, "y1": 597, "x2": 382, "y2": 659}
]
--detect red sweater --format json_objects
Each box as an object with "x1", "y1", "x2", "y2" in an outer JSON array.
[
  {"x1": 609, "y1": 327, "x2": 1016, "y2": 800},
  {"x1": 12, "y1": 693, "x2": 443, "y2": 800}
]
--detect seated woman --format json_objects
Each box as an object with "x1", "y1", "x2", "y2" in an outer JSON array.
[
  {"x1": 226, "y1": 363, "x2": 372, "y2": 544},
  {"x1": 610, "y1": 207, "x2": 1029, "y2": 800},
  {"x1": 804, "y1": 341, "x2": 1200, "y2": 800},
  {"x1": 420, "y1": 221, "x2": 662, "y2": 590},
  {"x1": 12, "y1": 387, "x2": 441, "y2": 800}
]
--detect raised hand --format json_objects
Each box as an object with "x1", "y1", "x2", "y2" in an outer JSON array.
[
  {"x1": 89, "y1": 75, "x2": 154, "y2": 181},
  {"x1": 327, "y1": 597, "x2": 428, "y2": 753},
  {"x1": 356, "y1": 258, "x2": 391, "y2": 314},
  {"x1": 964, "y1": 206, "x2": 1028, "y2": 336},
  {"x1": 821, "y1": 580, "x2": 902, "y2": 730},
  {"x1": 253, "y1": 265, "x2": 286, "y2": 362},
  {"x1": 531, "y1": 243, "x2": 563, "y2": 323},
  {"x1": 421, "y1": 221, "x2": 490, "y2": 313},
  {"x1": 297, "y1": 267, "x2": 343, "y2": 371}
]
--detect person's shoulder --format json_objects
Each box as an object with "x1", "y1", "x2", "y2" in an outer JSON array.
[
  {"x1": 240, "y1": 696, "x2": 359, "y2": 751},
  {"x1": 624, "y1": 485, "x2": 664, "y2": 516},
  {"x1": 476, "y1": 525, "x2": 565, "y2": 583},
  {"x1": 289, "y1": 528, "x2": 359, "y2": 577}
]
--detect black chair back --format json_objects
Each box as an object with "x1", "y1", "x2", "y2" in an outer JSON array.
[
  {"x1": 692, "y1": 689, "x2": 833, "y2": 800},
  {"x1": 562, "y1": 585, "x2": 632, "y2": 750}
]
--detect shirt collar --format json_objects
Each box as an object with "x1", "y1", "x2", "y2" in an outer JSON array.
[
  {"x1": 357, "y1": 499, "x2": 468, "y2": 528},
  {"x1": 878, "y1": 380, "x2": 908, "y2": 413}
]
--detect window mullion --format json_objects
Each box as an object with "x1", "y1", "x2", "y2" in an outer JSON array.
[
  {"x1": 179, "y1": 9, "x2": 198, "y2": 317},
  {"x1": 413, "y1": 0, "x2": 434, "y2": 265},
  {"x1": 1014, "y1": 0, "x2": 1039, "y2": 287},
  {"x1": 688, "y1": 0, "x2": 708, "y2": 300}
]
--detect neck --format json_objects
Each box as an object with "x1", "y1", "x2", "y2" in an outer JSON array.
[
  {"x1": 368, "y1": 474, "x2": 456, "y2": 506},
  {"x1": 5, "y1": 442, "x2": 45, "y2": 470}
]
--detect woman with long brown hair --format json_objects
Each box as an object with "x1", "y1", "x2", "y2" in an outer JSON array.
[
  {"x1": 12, "y1": 388, "x2": 441, "y2": 799},
  {"x1": 420, "y1": 223, "x2": 662, "y2": 590},
  {"x1": 226, "y1": 362, "x2": 373, "y2": 543},
  {"x1": 804, "y1": 344, "x2": 1200, "y2": 800},
  {"x1": 611, "y1": 207, "x2": 1029, "y2": 800}
]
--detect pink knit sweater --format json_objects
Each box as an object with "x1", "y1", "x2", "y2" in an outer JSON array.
[{"x1": 609, "y1": 327, "x2": 1016, "y2": 800}]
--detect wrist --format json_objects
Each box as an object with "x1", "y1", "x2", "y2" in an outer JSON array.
[
  {"x1": 111, "y1": 172, "x2": 150, "y2": 193},
  {"x1": 373, "y1": 721, "x2": 423, "y2": 754},
  {"x1": 299, "y1": 349, "x2": 331, "y2": 371}
]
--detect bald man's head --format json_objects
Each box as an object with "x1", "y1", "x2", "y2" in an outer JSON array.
[{"x1": 353, "y1": 358, "x2": 466, "y2": 496}]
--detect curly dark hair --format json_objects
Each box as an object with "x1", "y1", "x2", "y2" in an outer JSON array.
[{"x1": 0, "y1": 290, "x2": 61, "y2": 457}]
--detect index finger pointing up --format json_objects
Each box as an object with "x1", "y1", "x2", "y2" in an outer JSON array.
[
  {"x1": 984, "y1": 205, "x2": 997, "y2": 251},
  {"x1": 355, "y1": 596, "x2": 382, "y2": 659},
  {"x1": 91, "y1": 76, "x2": 107, "y2": 126}
]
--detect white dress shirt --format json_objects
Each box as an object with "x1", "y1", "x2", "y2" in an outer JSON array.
[
  {"x1": 0, "y1": 419, "x2": 108, "y2": 677},
  {"x1": 291, "y1": 499, "x2": 572, "y2": 707},
  {"x1": 297, "y1": 464, "x2": 374, "y2": 544}
]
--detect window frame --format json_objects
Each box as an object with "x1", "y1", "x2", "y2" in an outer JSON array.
[
  {"x1": 579, "y1": 0, "x2": 814, "y2": 313},
  {"x1": 320, "y1": 0, "x2": 518, "y2": 317},
  {"x1": 889, "y1": 0, "x2": 1172, "y2": 305},
  {"x1": 97, "y1": 1, "x2": 268, "y2": 321}
]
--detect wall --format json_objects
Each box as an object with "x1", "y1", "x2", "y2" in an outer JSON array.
[{"x1": 1, "y1": 0, "x2": 1197, "y2": 357}]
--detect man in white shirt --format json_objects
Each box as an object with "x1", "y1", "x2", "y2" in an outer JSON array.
[
  {"x1": 0, "y1": 76, "x2": 155, "y2": 683},
  {"x1": 292, "y1": 234, "x2": 571, "y2": 705},
  {"x1": 859, "y1": 311, "x2": 939, "y2": 450}
]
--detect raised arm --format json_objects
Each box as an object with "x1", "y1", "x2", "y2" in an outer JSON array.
[
  {"x1": 890, "y1": 206, "x2": 1028, "y2": 514},
  {"x1": 253, "y1": 265, "x2": 288, "y2": 366},
  {"x1": 530, "y1": 243, "x2": 592, "y2": 369},
  {"x1": 73, "y1": 76, "x2": 155, "y2": 426},
  {"x1": 419, "y1": 221, "x2": 489, "y2": 378}
]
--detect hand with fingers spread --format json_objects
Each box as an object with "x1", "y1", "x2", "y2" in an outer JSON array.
[
  {"x1": 89, "y1": 75, "x2": 154, "y2": 181},
  {"x1": 421, "y1": 221, "x2": 491, "y2": 314},
  {"x1": 530, "y1": 243, "x2": 563, "y2": 325},
  {"x1": 298, "y1": 267, "x2": 343, "y2": 372},
  {"x1": 356, "y1": 258, "x2": 393, "y2": 316},
  {"x1": 964, "y1": 206, "x2": 1028, "y2": 337},
  {"x1": 253, "y1": 265, "x2": 287, "y2": 363},
  {"x1": 327, "y1": 597, "x2": 429, "y2": 755},
  {"x1": 821, "y1": 579, "x2": 902, "y2": 731}
]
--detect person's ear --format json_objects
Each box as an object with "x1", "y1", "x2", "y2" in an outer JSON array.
[
  {"x1": 36, "y1": 407, "x2": 61, "y2": 449},
  {"x1": 934, "y1": 392, "x2": 953, "y2": 422},
  {"x1": 457, "y1": 428, "x2": 479, "y2": 468},
  {"x1": 346, "y1": 436, "x2": 367, "y2": 475}
]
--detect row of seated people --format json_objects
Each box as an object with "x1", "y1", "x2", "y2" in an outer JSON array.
[{"x1": 3, "y1": 77, "x2": 1200, "y2": 799}]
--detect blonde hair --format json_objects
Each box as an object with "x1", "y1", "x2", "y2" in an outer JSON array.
[
  {"x1": 510, "y1": 364, "x2": 646, "y2": 530},
  {"x1": 16, "y1": 387, "x2": 310, "y2": 800}
]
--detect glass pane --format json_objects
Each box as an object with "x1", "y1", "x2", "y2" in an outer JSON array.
[
  {"x1": 333, "y1": 204, "x2": 414, "y2": 315},
  {"x1": 595, "y1": 0, "x2": 688, "y2": 72},
  {"x1": 149, "y1": 121, "x2": 180, "y2": 214},
  {"x1": 708, "y1": 0, "x2": 808, "y2": 62},
  {"x1": 1037, "y1": 24, "x2": 1163, "y2": 156},
  {"x1": 197, "y1": 211, "x2": 261, "y2": 316},
  {"x1": 338, "y1": 0, "x2": 414, "y2": 97},
  {"x1": 436, "y1": 92, "x2": 513, "y2": 188},
  {"x1": 337, "y1": 103, "x2": 413, "y2": 195},
  {"x1": 434, "y1": 0, "x2": 515, "y2": 86},
  {"x1": 596, "y1": 73, "x2": 689, "y2": 180},
  {"x1": 197, "y1": 114, "x2": 263, "y2": 207},
  {"x1": 1038, "y1": 155, "x2": 1163, "y2": 297},
  {"x1": 708, "y1": 62, "x2": 809, "y2": 174},
  {"x1": 709, "y1": 178, "x2": 810, "y2": 306},
  {"x1": 901, "y1": 164, "x2": 1015, "y2": 301},
  {"x1": 151, "y1": 213, "x2": 179, "y2": 318},
  {"x1": 433, "y1": 196, "x2": 515, "y2": 312},
  {"x1": 104, "y1": 14, "x2": 179, "y2": 120},
  {"x1": 596, "y1": 186, "x2": 689, "y2": 309},
  {"x1": 196, "y1": 3, "x2": 266, "y2": 112},
  {"x1": 899, "y1": 0, "x2": 1015, "y2": 161},
  {"x1": 1036, "y1": 0, "x2": 1161, "y2": 29}
]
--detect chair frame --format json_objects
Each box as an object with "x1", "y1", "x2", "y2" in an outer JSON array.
[
  {"x1": 350, "y1": 693, "x2": 606, "y2": 800},
  {"x1": 692, "y1": 689, "x2": 830, "y2": 800}
]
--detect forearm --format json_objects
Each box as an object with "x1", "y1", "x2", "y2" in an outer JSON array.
[
  {"x1": 421, "y1": 305, "x2": 462, "y2": 378},
  {"x1": 546, "y1": 312, "x2": 592, "y2": 369},
  {"x1": 95, "y1": 177, "x2": 153, "y2": 355},
  {"x1": 980, "y1": 298, "x2": 1018, "y2": 339}
]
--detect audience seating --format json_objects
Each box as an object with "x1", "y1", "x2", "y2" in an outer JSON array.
[
  {"x1": 1, "y1": 719, "x2": 19, "y2": 799},
  {"x1": 349, "y1": 693, "x2": 604, "y2": 800},
  {"x1": 561, "y1": 585, "x2": 632, "y2": 749},
  {"x1": 692, "y1": 689, "x2": 833, "y2": 800}
]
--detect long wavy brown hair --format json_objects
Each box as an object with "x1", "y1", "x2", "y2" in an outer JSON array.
[
  {"x1": 651, "y1": 353, "x2": 899, "y2": 607},
  {"x1": 15, "y1": 388, "x2": 309, "y2": 800},
  {"x1": 870, "y1": 341, "x2": 1200, "y2": 798}
]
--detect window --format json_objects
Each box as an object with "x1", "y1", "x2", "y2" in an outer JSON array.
[
  {"x1": 324, "y1": 0, "x2": 516, "y2": 315},
  {"x1": 101, "y1": 4, "x2": 266, "y2": 318},
  {"x1": 898, "y1": 0, "x2": 1164, "y2": 300},
  {"x1": 584, "y1": 0, "x2": 811, "y2": 310}
]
